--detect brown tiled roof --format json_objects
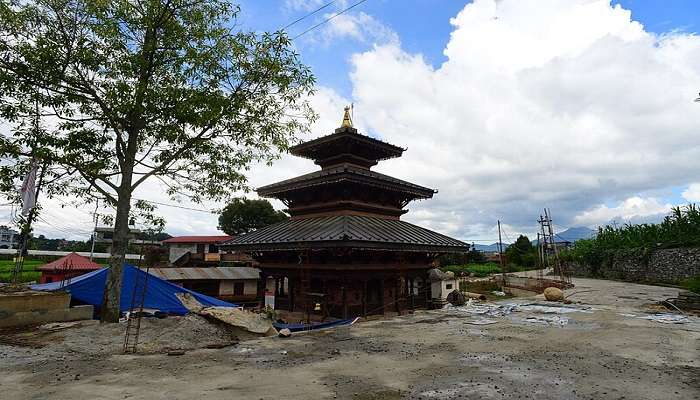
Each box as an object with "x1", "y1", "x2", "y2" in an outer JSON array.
[
  {"x1": 221, "y1": 216, "x2": 469, "y2": 253},
  {"x1": 257, "y1": 164, "x2": 435, "y2": 198}
]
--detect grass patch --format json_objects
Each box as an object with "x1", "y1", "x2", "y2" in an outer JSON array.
[
  {"x1": 442, "y1": 263, "x2": 501, "y2": 277},
  {"x1": 0, "y1": 259, "x2": 45, "y2": 283},
  {"x1": 681, "y1": 275, "x2": 700, "y2": 294}
]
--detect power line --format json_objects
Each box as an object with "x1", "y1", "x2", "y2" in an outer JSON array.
[
  {"x1": 281, "y1": 1, "x2": 338, "y2": 31},
  {"x1": 131, "y1": 197, "x2": 217, "y2": 214},
  {"x1": 291, "y1": 0, "x2": 371, "y2": 40}
]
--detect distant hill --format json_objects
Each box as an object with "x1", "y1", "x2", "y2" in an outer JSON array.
[
  {"x1": 531, "y1": 226, "x2": 596, "y2": 245},
  {"x1": 554, "y1": 227, "x2": 596, "y2": 242},
  {"x1": 472, "y1": 227, "x2": 596, "y2": 251},
  {"x1": 473, "y1": 243, "x2": 510, "y2": 252}
]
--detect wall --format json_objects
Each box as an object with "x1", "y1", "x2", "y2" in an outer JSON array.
[
  {"x1": 431, "y1": 279, "x2": 457, "y2": 300},
  {"x1": 168, "y1": 244, "x2": 197, "y2": 264},
  {"x1": 569, "y1": 247, "x2": 700, "y2": 284},
  {"x1": 219, "y1": 279, "x2": 258, "y2": 296}
]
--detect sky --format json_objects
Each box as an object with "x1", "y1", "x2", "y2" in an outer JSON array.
[{"x1": 2, "y1": 0, "x2": 700, "y2": 244}]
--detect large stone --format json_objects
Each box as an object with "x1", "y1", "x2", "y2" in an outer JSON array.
[
  {"x1": 446, "y1": 290, "x2": 466, "y2": 306},
  {"x1": 543, "y1": 287, "x2": 564, "y2": 302}
]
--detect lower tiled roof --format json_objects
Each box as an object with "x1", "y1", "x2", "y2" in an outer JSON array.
[{"x1": 221, "y1": 215, "x2": 469, "y2": 252}]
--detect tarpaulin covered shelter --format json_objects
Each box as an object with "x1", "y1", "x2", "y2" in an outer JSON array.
[{"x1": 31, "y1": 265, "x2": 236, "y2": 315}]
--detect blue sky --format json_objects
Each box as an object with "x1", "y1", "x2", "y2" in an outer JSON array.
[
  {"x1": 6, "y1": 0, "x2": 699, "y2": 241},
  {"x1": 236, "y1": 0, "x2": 700, "y2": 99}
]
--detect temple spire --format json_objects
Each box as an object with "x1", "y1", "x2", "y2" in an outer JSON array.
[{"x1": 341, "y1": 105, "x2": 353, "y2": 128}]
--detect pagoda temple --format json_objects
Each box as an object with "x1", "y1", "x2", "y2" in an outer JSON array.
[{"x1": 222, "y1": 108, "x2": 469, "y2": 318}]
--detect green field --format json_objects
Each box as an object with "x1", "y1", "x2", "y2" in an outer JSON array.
[
  {"x1": 0, "y1": 259, "x2": 45, "y2": 283},
  {"x1": 441, "y1": 263, "x2": 502, "y2": 277}
]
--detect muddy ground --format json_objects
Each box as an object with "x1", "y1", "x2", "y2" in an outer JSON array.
[{"x1": 1, "y1": 277, "x2": 698, "y2": 400}]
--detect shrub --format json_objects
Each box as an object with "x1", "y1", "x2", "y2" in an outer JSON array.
[{"x1": 681, "y1": 276, "x2": 700, "y2": 294}]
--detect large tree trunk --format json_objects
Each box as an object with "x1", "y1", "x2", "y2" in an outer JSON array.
[{"x1": 101, "y1": 189, "x2": 133, "y2": 322}]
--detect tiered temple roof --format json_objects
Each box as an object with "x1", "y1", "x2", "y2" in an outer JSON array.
[{"x1": 224, "y1": 108, "x2": 468, "y2": 253}]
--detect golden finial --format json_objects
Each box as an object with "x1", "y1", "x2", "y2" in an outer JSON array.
[{"x1": 341, "y1": 105, "x2": 353, "y2": 128}]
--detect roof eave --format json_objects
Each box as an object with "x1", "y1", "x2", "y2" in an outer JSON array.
[{"x1": 222, "y1": 240, "x2": 469, "y2": 253}]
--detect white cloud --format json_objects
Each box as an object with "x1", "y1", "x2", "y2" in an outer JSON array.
[
  {"x1": 682, "y1": 183, "x2": 700, "y2": 202},
  {"x1": 572, "y1": 196, "x2": 674, "y2": 227},
  {"x1": 5, "y1": 0, "x2": 700, "y2": 242},
  {"x1": 314, "y1": 12, "x2": 399, "y2": 45},
  {"x1": 334, "y1": 0, "x2": 700, "y2": 238}
]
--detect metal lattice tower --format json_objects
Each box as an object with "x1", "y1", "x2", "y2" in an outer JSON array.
[{"x1": 537, "y1": 208, "x2": 571, "y2": 284}]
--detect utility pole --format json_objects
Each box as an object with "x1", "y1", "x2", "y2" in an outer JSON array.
[
  {"x1": 497, "y1": 220, "x2": 507, "y2": 289},
  {"x1": 537, "y1": 208, "x2": 569, "y2": 284},
  {"x1": 90, "y1": 200, "x2": 99, "y2": 261}
]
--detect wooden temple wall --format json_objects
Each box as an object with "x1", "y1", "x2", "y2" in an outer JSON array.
[{"x1": 263, "y1": 269, "x2": 432, "y2": 318}]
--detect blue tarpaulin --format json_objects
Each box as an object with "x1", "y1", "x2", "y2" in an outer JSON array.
[{"x1": 31, "y1": 265, "x2": 237, "y2": 315}]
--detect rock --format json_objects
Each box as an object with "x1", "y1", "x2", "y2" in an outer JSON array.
[
  {"x1": 446, "y1": 290, "x2": 466, "y2": 306},
  {"x1": 544, "y1": 287, "x2": 564, "y2": 302},
  {"x1": 278, "y1": 328, "x2": 292, "y2": 338}
]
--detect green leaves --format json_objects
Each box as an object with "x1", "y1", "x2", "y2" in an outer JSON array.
[
  {"x1": 218, "y1": 198, "x2": 288, "y2": 236},
  {"x1": 0, "y1": 0, "x2": 316, "y2": 222},
  {"x1": 563, "y1": 204, "x2": 700, "y2": 267}
]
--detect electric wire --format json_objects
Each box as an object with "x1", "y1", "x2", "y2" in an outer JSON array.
[
  {"x1": 281, "y1": 1, "x2": 338, "y2": 31},
  {"x1": 291, "y1": 0, "x2": 371, "y2": 40}
]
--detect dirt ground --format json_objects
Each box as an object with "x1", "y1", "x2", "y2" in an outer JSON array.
[{"x1": 1, "y1": 277, "x2": 698, "y2": 400}]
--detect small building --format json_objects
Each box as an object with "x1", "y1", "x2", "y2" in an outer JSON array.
[
  {"x1": 162, "y1": 235, "x2": 255, "y2": 268},
  {"x1": 148, "y1": 267, "x2": 260, "y2": 304},
  {"x1": 0, "y1": 226, "x2": 18, "y2": 249},
  {"x1": 36, "y1": 252, "x2": 102, "y2": 284}
]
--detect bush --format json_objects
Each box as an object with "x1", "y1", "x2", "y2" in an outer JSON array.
[
  {"x1": 562, "y1": 204, "x2": 700, "y2": 269},
  {"x1": 681, "y1": 276, "x2": 700, "y2": 294},
  {"x1": 442, "y1": 263, "x2": 501, "y2": 277}
]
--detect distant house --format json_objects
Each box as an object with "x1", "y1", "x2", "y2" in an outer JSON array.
[
  {"x1": 148, "y1": 267, "x2": 260, "y2": 304},
  {"x1": 0, "y1": 226, "x2": 18, "y2": 249},
  {"x1": 162, "y1": 235, "x2": 255, "y2": 268},
  {"x1": 158, "y1": 236, "x2": 260, "y2": 305},
  {"x1": 36, "y1": 252, "x2": 102, "y2": 284}
]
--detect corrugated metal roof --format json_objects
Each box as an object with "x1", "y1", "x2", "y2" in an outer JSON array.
[
  {"x1": 257, "y1": 164, "x2": 435, "y2": 198},
  {"x1": 148, "y1": 267, "x2": 260, "y2": 281},
  {"x1": 36, "y1": 252, "x2": 102, "y2": 271},
  {"x1": 221, "y1": 216, "x2": 469, "y2": 252},
  {"x1": 162, "y1": 235, "x2": 232, "y2": 244}
]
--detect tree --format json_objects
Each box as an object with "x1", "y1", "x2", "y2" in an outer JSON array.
[
  {"x1": 505, "y1": 235, "x2": 537, "y2": 268},
  {"x1": 0, "y1": 0, "x2": 315, "y2": 321},
  {"x1": 218, "y1": 198, "x2": 288, "y2": 236}
]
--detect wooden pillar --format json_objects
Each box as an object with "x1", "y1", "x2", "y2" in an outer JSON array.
[
  {"x1": 259, "y1": 273, "x2": 267, "y2": 309},
  {"x1": 342, "y1": 284, "x2": 347, "y2": 319},
  {"x1": 409, "y1": 278, "x2": 415, "y2": 311},
  {"x1": 394, "y1": 277, "x2": 400, "y2": 314},
  {"x1": 379, "y1": 278, "x2": 384, "y2": 314},
  {"x1": 362, "y1": 280, "x2": 367, "y2": 317},
  {"x1": 289, "y1": 275, "x2": 295, "y2": 311}
]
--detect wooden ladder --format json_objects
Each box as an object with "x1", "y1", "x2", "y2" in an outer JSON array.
[{"x1": 123, "y1": 258, "x2": 149, "y2": 354}]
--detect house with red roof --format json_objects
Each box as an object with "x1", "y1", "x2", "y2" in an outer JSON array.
[{"x1": 37, "y1": 252, "x2": 102, "y2": 284}]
